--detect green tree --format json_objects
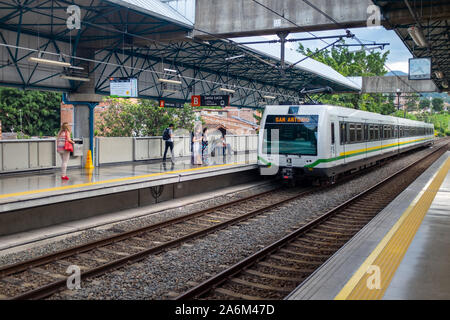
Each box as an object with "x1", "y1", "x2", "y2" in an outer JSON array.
[
  {"x1": 0, "y1": 87, "x2": 61, "y2": 137},
  {"x1": 96, "y1": 98, "x2": 195, "y2": 137},
  {"x1": 171, "y1": 103, "x2": 196, "y2": 133},
  {"x1": 405, "y1": 93, "x2": 420, "y2": 111},
  {"x1": 297, "y1": 43, "x2": 394, "y2": 114},
  {"x1": 431, "y1": 97, "x2": 444, "y2": 112},
  {"x1": 419, "y1": 99, "x2": 431, "y2": 110}
]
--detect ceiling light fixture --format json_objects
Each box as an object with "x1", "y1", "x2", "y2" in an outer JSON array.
[
  {"x1": 29, "y1": 57, "x2": 71, "y2": 67},
  {"x1": 219, "y1": 87, "x2": 236, "y2": 93},
  {"x1": 164, "y1": 68, "x2": 178, "y2": 73},
  {"x1": 263, "y1": 95, "x2": 276, "y2": 99},
  {"x1": 158, "y1": 78, "x2": 182, "y2": 85},
  {"x1": 60, "y1": 75, "x2": 90, "y2": 82},
  {"x1": 435, "y1": 71, "x2": 444, "y2": 79},
  {"x1": 407, "y1": 26, "x2": 428, "y2": 47},
  {"x1": 225, "y1": 55, "x2": 245, "y2": 61}
]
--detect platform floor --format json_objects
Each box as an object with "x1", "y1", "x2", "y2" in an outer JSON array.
[
  {"x1": 287, "y1": 151, "x2": 450, "y2": 300},
  {"x1": 0, "y1": 153, "x2": 257, "y2": 212}
]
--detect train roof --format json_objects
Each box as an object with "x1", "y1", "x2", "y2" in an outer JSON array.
[{"x1": 263, "y1": 105, "x2": 433, "y2": 127}]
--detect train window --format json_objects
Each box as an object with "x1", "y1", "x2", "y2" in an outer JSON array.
[
  {"x1": 340, "y1": 122, "x2": 347, "y2": 144},
  {"x1": 349, "y1": 124, "x2": 356, "y2": 143},
  {"x1": 356, "y1": 124, "x2": 363, "y2": 141},
  {"x1": 383, "y1": 126, "x2": 389, "y2": 139},
  {"x1": 394, "y1": 126, "x2": 398, "y2": 138},
  {"x1": 369, "y1": 125, "x2": 374, "y2": 141},
  {"x1": 364, "y1": 124, "x2": 369, "y2": 141},
  {"x1": 374, "y1": 125, "x2": 379, "y2": 140},
  {"x1": 391, "y1": 126, "x2": 395, "y2": 138},
  {"x1": 400, "y1": 126, "x2": 404, "y2": 137},
  {"x1": 263, "y1": 115, "x2": 319, "y2": 155},
  {"x1": 331, "y1": 123, "x2": 335, "y2": 144},
  {"x1": 379, "y1": 125, "x2": 383, "y2": 140}
]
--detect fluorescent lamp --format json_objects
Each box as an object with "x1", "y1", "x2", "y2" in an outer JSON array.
[
  {"x1": 407, "y1": 26, "x2": 428, "y2": 47},
  {"x1": 60, "y1": 75, "x2": 90, "y2": 82},
  {"x1": 219, "y1": 87, "x2": 235, "y2": 93},
  {"x1": 225, "y1": 55, "x2": 245, "y2": 61},
  {"x1": 158, "y1": 78, "x2": 182, "y2": 85},
  {"x1": 69, "y1": 65, "x2": 84, "y2": 71},
  {"x1": 163, "y1": 89, "x2": 178, "y2": 93},
  {"x1": 435, "y1": 71, "x2": 444, "y2": 79},
  {"x1": 29, "y1": 57, "x2": 71, "y2": 67},
  {"x1": 164, "y1": 68, "x2": 177, "y2": 73},
  {"x1": 263, "y1": 95, "x2": 276, "y2": 99}
]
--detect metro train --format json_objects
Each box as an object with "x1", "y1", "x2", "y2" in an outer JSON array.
[{"x1": 258, "y1": 104, "x2": 434, "y2": 183}]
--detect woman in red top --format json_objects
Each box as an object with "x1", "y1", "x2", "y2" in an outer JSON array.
[{"x1": 57, "y1": 122, "x2": 74, "y2": 180}]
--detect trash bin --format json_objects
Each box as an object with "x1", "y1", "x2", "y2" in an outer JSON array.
[{"x1": 72, "y1": 139, "x2": 83, "y2": 157}]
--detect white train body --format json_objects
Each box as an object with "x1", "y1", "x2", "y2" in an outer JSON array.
[{"x1": 258, "y1": 105, "x2": 434, "y2": 180}]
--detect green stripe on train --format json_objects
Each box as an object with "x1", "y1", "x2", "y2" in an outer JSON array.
[{"x1": 305, "y1": 138, "x2": 432, "y2": 168}]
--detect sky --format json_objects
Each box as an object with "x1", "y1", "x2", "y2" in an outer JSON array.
[{"x1": 262, "y1": 27, "x2": 413, "y2": 74}]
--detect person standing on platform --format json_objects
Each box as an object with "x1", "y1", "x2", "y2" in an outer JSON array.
[
  {"x1": 56, "y1": 122, "x2": 74, "y2": 181},
  {"x1": 202, "y1": 128, "x2": 208, "y2": 162},
  {"x1": 162, "y1": 123, "x2": 175, "y2": 163},
  {"x1": 192, "y1": 123, "x2": 203, "y2": 165}
]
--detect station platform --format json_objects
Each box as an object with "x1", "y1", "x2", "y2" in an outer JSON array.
[
  {"x1": 0, "y1": 153, "x2": 258, "y2": 236},
  {"x1": 287, "y1": 151, "x2": 450, "y2": 300}
]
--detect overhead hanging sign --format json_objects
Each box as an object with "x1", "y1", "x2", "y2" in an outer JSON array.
[
  {"x1": 110, "y1": 77, "x2": 138, "y2": 97},
  {"x1": 191, "y1": 95, "x2": 230, "y2": 107},
  {"x1": 409, "y1": 58, "x2": 431, "y2": 80},
  {"x1": 159, "y1": 100, "x2": 183, "y2": 108}
]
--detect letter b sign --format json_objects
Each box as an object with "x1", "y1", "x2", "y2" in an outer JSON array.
[{"x1": 191, "y1": 95, "x2": 201, "y2": 107}]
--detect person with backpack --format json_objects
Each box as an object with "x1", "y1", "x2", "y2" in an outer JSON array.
[{"x1": 162, "y1": 124, "x2": 175, "y2": 163}]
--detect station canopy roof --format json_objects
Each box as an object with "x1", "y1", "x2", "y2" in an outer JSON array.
[
  {"x1": 372, "y1": 0, "x2": 450, "y2": 92},
  {"x1": 0, "y1": 0, "x2": 361, "y2": 94}
]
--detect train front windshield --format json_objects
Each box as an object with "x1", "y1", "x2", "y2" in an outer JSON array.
[{"x1": 263, "y1": 115, "x2": 318, "y2": 156}]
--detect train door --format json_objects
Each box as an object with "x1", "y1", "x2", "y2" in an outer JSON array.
[
  {"x1": 378, "y1": 120, "x2": 383, "y2": 155},
  {"x1": 330, "y1": 120, "x2": 337, "y2": 160},
  {"x1": 363, "y1": 119, "x2": 368, "y2": 159},
  {"x1": 338, "y1": 116, "x2": 347, "y2": 164},
  {"x1": 395, "y1": 118, "x2": 400, "y2": 154}
]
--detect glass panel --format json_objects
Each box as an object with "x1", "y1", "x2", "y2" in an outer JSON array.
[
  {"x1": 349, "y1": 124, "x2": 356, "y2": 142},
  {"x1": 331, "y1": 123, "x2": 335, "y2": 144},
  {"x1": 264, "y1": 115, "x2": 319, "y2": 155},
  {"x1": 356, "y1": 124, "x2": 362, "y2": 141}
]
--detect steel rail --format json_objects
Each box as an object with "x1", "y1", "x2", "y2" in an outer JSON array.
[
  {"x1": 8, "y1": 187, "x2": 318, "y2": 300},
  {"x1": 175, "y1": 142, "x2": 448, "y2": 300},
  {"x1": 0, "y1": 186, "x2": 282, "y2": 278}
]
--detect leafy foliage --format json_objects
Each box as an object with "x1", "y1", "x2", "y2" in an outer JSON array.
[
  {"x1": 0, "y1": 87, "x2": 61, "y2": 136},
  {"x1": 431, "y1": 97, "x2": 444, "y2": 112},
  {"x1": 96, "y1": 98, "x2": 196, "y2": 137},
  {"x1": 297, "y1": 43, "x2": 395, "y2": 114}
]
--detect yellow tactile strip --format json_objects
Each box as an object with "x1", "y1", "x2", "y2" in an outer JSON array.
[
  {"x1": 335, "y1": 156, "x2": 450, "y2": 300},
  {"x1": 0, "y1": 162, "x2": 247, "y2": 200}
]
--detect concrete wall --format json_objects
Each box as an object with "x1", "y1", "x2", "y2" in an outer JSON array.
[
  {"x1": 0, "y1": 168, "x2": 259, "y2": 236},
  {"x1": 195, "y1": 0, "x2": 373, "y2": 38},
  {"x1": 362, "y1": 76, "x2": 438, "y2": 93},
  {"x1": 0, "y1": 139, "x2": 84, "y2": 174}
]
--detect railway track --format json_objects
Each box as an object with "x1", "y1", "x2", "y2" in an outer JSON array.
[
  {"x1": 0, "y1": 184, "x2": 318, "y2": 300},
  {"x1": 175, "y1": 142, "x2": 448, "y2": 300}
]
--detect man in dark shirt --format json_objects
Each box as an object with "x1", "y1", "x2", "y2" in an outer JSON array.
[{"x1": 162, "y1": 124, "x2": 175, "y2": 163}]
